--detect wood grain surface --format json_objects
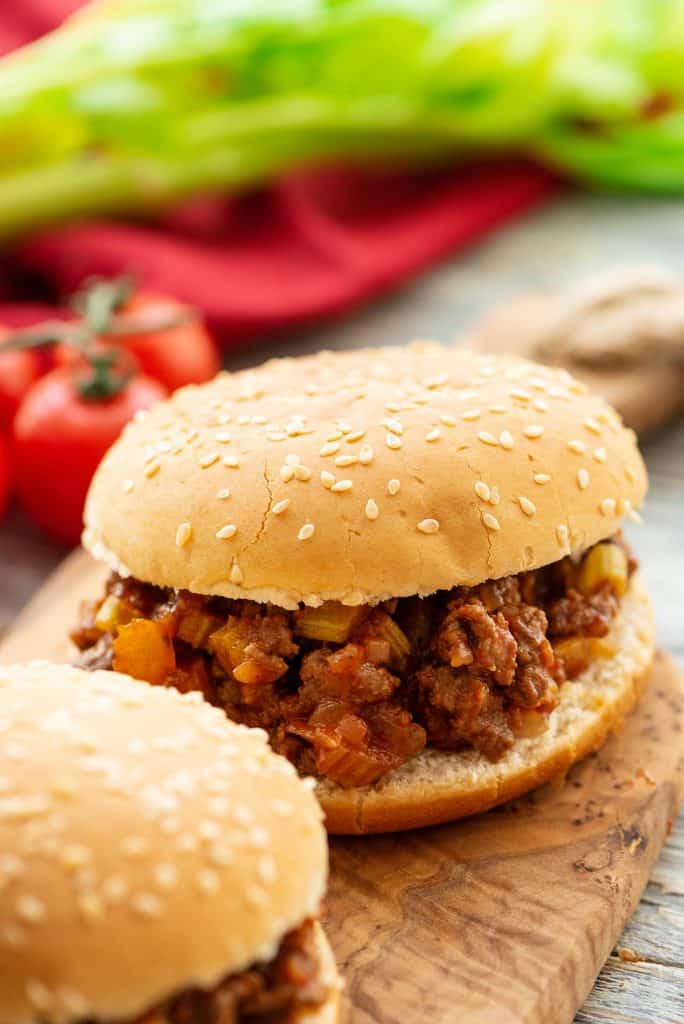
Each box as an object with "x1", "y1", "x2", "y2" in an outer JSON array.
[{"x1": 1, "y1": 550, "x2": 682, "y2": 1024}]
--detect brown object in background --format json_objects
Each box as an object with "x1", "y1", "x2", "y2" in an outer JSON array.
[
  {"x1": 466, "y1": 266, "x2": 684, "y2": 435},
  {"x1": 0, "y1": 554, "x2": 682, "y2": 1024}
]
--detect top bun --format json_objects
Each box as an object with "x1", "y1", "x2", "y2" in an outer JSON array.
[
  {"x1": 0, "y1": 662, "x2": 327, "y2": 1024},
  {"x1": 84, "y1": 343, "x2": 647, "y2": 609}
]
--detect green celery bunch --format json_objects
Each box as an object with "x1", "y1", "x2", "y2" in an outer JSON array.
[{"x1": 0, "y1": 0, "x2": 681, "y2": 238}]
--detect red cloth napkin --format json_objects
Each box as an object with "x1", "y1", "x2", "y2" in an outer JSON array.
[{"x1": 0, "y1": 3, "x2": 556, "y2": 349}]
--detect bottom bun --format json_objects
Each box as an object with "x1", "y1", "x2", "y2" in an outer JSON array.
[
  {"x1": 318, "y1": 573, "x2": 655, "y2": 834},
  {"x1": 295, "y1": 922, "x2": 342, "y2": 1024}
]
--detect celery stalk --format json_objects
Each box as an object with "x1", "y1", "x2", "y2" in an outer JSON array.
[{"x1": 0, "y1": 0, "x2": 681, "y2": 238}]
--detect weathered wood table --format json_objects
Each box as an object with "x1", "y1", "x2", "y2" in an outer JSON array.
[{"x1": 1, "y1": 192, "x2": 682, "y2": 1022}]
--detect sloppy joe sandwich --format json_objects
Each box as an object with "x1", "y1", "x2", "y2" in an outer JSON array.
[
  {"x1": 0, "y1": 661, "x2": 339, "y2": 1024},
  {"x1": 73, "y1": 343, "x2": 654, "y2": 833}
]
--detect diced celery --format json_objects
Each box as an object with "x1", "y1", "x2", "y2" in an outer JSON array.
[
  {"x1": 578, "y1": 543, "x2": 628, "y2": 597},
  {"x1": 294, "y1": 603, "x2": 363, "y2": 643}
]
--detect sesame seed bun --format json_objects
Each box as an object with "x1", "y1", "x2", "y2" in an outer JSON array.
[
  {"x1": 82, "y1": 343, "x2": 647, "y2": 609},
  {"x1": 319, "y1": 572, "x2": 654, "y2": 834},
  {"x1": 0, "y1": 663, "x2": 337, "y2": 1024}
]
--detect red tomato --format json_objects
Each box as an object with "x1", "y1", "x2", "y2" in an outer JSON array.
[
  {"x1": 0, "y1": 434, "x2": 10, "y2": 523},
  {"x1": 0, "y1": 326, "x2": 41, "y2": 430},
  {"x1": 112, "y1": 292, "x2": 219, "y2": 392},
  {"x1": 13, "y1": 368, "x2": 166, "y2": 546}
]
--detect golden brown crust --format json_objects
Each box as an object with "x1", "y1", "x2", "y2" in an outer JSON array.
[
  {"x1": 318, "y1": 574, "x2": 654, "y2": 834},
  {"x1": 83, "y1": 344, "x2": 647, "y2": 609},
  {"x1": 0, "y1": 664, "x2": 328, "y2": 1024}
]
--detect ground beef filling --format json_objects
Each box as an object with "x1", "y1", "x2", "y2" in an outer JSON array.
[
  {"x1": 72, "y1": 537, "x2": 636, "y2": 787},
  {"x1": 129, "y1": 920, "x2": 326, "y2": 1024}
]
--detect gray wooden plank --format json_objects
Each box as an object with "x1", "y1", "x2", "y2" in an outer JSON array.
[{"x1": 575, "y1": 959, "x2": 684, "y2": 1024}]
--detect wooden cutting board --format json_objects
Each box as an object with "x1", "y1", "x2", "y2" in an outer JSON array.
[{"x1": 1, "y1": 550, "x2": 683, "y2": 1024}]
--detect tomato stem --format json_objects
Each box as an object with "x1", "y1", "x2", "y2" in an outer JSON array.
[
  {"x1": 74, "y1": 349, "x2": 134, "y2": 402},
  {"x1": 0, "y1": 275, "x2": 200, "y2": 403}
]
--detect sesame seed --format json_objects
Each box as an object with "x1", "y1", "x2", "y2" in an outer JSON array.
[
  {"x1": 319, "y1": 442, "x2": 339, "y2": 457},
  {"x1": 387, "y1": 478, "x2": 401, "y2": 496},
  {"x1": 26, "y1": 979, "x2": 52, "y2": 1011},
  {"x1": 326, "y1": 430, "x2": 343, "y2": 442},
  {"x1": 628, "y1": 508, "x2": 644, "y2": 524},
  {"x1": 131, "y1": 892, "x2": 163, "y2": 919},
  {"x1": 230, "y1": 562, "x2": 244, "y2": 585},
  {"x1": 474, "y1": 481, "x2": 491, "y2": 502},
  {"x1": 335, "y1": 454, "x2": 358, "y2": 467},
  {"x1": 382, "y1": 418, "x2": 403, "y2": 434},
  {"x1": 533, "y1": 398, "x2": 549, "y2": 413},
  {"x1": 523, "y1": 425, "x2": 544, "y2": 439},
  {"x1": 60, "y1": 845, "x2": 91, "y2": 870},
  {"x1": 489, "y1": 404, "x2": 506, "y2": 414},
  {"x1": 298, "y1": 524, "x2": 315, "y2": 541},
  {"x1": 175, "y1": 523, "x2": 192, "y2": 547},
  {"x1": 577, "y1": 468, "x2": 590, "y2": 490},
  {"x1": 529, "y1": 377, "x2": 547, "y2": 391},
  {"x1": 122, "y1": 479, "x2": 134, "y2": 494},
  {"x1": 417, "y1": 518, "x2": 440, "y2": 534},
  {"x1": 593, "y1": 447, "x2": 607, "y2": 463},
  {"x1": 365, "y1": 499, "x2": 379, "y2": 521},
  {"x1": 425, "y1": 428, "x2": 442, "y2": 442},
  {"x1": 144, "y1": 461, "x2": 160, "y2": 478},
  {"x1": 102, "y1": 876, "x2": 128, "y2": 903},
  {"x1": 385, "y1": 400, "x2": 401, "y2": 413},
  {"x1": 293, "y1": 464, "x2": 311, "y2": 481},
  {"x1": 321, "y1": 471, "x2": 335, "y2": 488},
  {"x1": 199, "y1": 452, "x2": 219, "y2": 469},
  {"x1": 477, "y1": 431, "x2": 498, "y2": 447},
  {"x1": 510, "y1": 388, "x2": 530, "y2": 402},
  {"x1": 217, "y1": 488, "x2": 231, "y2": 500},
  {"x1": 331, "y1": 480, "x2": 353, "y2": 493},
  {"x1": 568, "y1": 440, "x2": 585, "y2": 455},
  {"x1": 197, "y1": 869, "x2": 221, "y2": 895},
  {"x1": 280, "y1": 465, "x2": 294, "y2": 482},
  {"x1": 556, "y1": 524, "x2": 570, "y2": 548},
  {"x1": 386, "y1": 433, "x2": 402, "y2": 450},
  {"x1": 518, "y1": 496, "x2": 536, "y2": 516},
  {"x1": 216, "y1": 431, "x2": 232, "y2": 443},
  {"x1": 267, "y1": 432, "x2": 287, "y2": 442},
  {"x1": 222, "y1": 455, "x2": 240, "y2": 468},
  {"x1": 533, "y1": 473, "x2": 551, "y2": 485},
  {"x1": 583, "y1": 417, "x2": 602, "y2": 435},
  {"x1": 16, "y1": 895, "x2": 45, "y2": 924},
  {"x1": 77, "y1": 892, "x2": 103, "y2": 923},
  {"x1": 346, "y1": 429, "x2": 366, "y2": 443},
  {"x1": 625, "y1": 465, "x2": 635, "y2": 482},
  {"x1": 489, "y1": 486, "x2": 500, "y2": 506},
  {"x1": 440, "y1": 414, "x2": 457, "y2": 426},
  {"x1": 216, "y1": 524, "x2": 237, "y2": 540},
  {"x1": 600, "y1": 498, "x2": 617, "y2": 516},
  {"x1": 359, "y1": 445, "x2": 374, "y2": 465},
  {"x1": 272, "y1": 499, "x2": 290, "y2": 515},
  {"x1": 499, "y1": 430, "x2": 515, "y2": 450},
  {"x1": 338, "y1": 420, "x2": 353, "y2": 434},
  {"x1": 482, "y1": 513, "x2": 500, "y2": 531},
  {"x1": 462, "y1": 409, "x2": 481, "y2": 421}
]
